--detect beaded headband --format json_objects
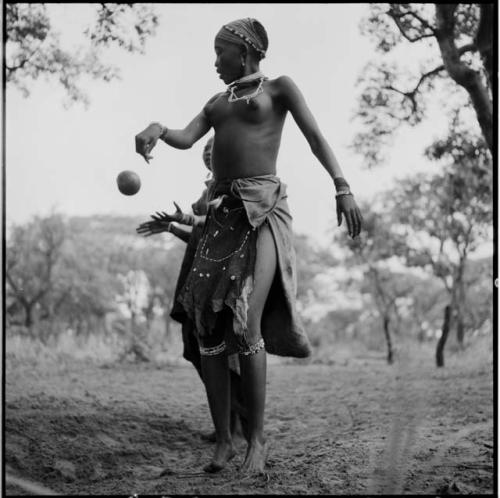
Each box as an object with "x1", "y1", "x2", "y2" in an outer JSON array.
[{"x1": 222, "y1": 24, "x2": 267, "y2": 59}]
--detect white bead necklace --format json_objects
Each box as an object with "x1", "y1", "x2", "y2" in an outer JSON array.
[{"x1": 227, "y1": 71, "x2": 268, "y2": 104}]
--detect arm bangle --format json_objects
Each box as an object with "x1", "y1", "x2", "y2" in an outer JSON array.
[
  {"x1": 335, "y1": 188, "x2": 353, "y2": 197},
  {"x1": 334, "y1": 177, "x2": 352, "y2": 197}
]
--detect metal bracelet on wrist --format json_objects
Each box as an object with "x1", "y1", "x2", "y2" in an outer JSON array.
[{"x1": 335, "y1": 188, "x2": 353, "y2": 198}]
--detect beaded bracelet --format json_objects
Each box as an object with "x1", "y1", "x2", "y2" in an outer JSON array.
[
  {"x1": 334, "y1": 177, "x2": 353, "y2": 197},
  {"x1": 150, "y1": 122, "x2": 168, "y2": 140}
]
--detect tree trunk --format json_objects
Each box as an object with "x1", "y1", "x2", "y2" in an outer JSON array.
[
  {"x1": 455, "y1": 273, "x2": 466, "y2": 348},
  {"x1": 145, "y1": 310, "x2": 153, "y2": 331},
  {"x1": 474, "y1": 4, "x2": 494, "y2": 89},
  {"x1": 383, "y1": 315, "x2": 394, "y2": 364},
  {"x1": 76, "y1": 319, "x2": 84, "y2": 336},
  {"x1": 417, "y1": 326, "x2": 425, "y2": 343},
  {"x1": 435, "y1": 4, "x2": 493, "y2": 153},
  {"x1": 456, "y1": 316, "x2": 465, "y2": 347},
  {"x1": 24, "y1": 303, "x2": 34, "y2": 329},
  {"x1": 164, "y1": 313, "x2": 172, "y2": 341},
  {"x1": 436, "y1": 304, "x2": 452, "y2": 367},
  {"x1": 143, "y1": 299, "x2": 155, "y2": 331}
]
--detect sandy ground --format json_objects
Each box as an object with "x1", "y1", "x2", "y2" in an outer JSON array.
[{"x1": 5, "y1": 343, "x2": 495, "y2": 495}]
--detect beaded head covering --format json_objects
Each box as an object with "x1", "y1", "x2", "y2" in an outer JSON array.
[{"x1": 216, "y1": 18, "x2": 268, "y2": 60}]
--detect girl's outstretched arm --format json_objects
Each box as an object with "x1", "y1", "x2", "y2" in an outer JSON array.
[
  {"x1": 277, "y1": 75, "x2": 345, "y2": 180},
  {"x1": 135, "y1": 94, "x2": 221, "y2": 163},
  {"x1": 277, "y1": 75, "x2": 363, "y2": 238}
]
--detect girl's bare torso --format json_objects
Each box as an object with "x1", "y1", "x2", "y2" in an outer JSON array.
[{"x1": 205, "y1": 80, "x2": 287, "y2": 180}]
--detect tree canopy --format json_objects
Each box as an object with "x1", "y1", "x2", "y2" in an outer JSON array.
[{"x1": 6, "y1": 3, "x2": 158, "y2": 107}]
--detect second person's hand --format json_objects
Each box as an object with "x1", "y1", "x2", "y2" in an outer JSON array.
[{"x1": 136, "y1": 219, "x2": 171, "y2": 236}]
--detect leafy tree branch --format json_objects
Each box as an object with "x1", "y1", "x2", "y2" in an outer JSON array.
[
  {"x1": 6, "y1": 3, "x2": 158, "y2": 107},
  {"x1": 353, "y1": 3, "x2": 493, "y2": 166}
]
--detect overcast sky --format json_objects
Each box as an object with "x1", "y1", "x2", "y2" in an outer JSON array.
[{"x1": 6, "y1": 3, "x2": 449, "y2": 246}]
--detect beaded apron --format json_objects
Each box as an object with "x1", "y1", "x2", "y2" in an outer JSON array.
[
  {"x1": 170, "y1": 186, "x2": 242, "y2": 371},
  {"x1": 176, "y1": 174, "x2": 312, "y2": 358}
]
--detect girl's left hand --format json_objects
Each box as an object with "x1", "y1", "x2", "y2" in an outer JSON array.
[{"x1": 336, "y1": 195, "x2": 363, "y2": 238}]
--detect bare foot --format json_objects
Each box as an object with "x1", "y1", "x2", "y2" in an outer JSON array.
[
  {"x1": 200, "y1": 431, "x2": 217, "y2": 443},
  {"x1": 240, "y1": 439, "x2": 269, "y2": 475},
  {"x1": 231, "y1": 416, "x2": 247, "y2": 443},
  {"x1": 203, "y1": 440, "x2": 236, "y2": 473}
]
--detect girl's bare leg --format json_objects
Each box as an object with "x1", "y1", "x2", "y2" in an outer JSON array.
[
  {"x1": 201, "y1": 352, "x2": 235, "y2": 472},
  {"x1": 239, "y1": 223, "x2": 276, "y2": 474}
]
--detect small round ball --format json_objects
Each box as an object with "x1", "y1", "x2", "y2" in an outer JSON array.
[{"x1": 117, "y1": 170, "x2": 141, "y2": 196}]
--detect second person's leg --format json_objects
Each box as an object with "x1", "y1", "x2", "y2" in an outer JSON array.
[{"x1": 200, "y1": 323, "x2": 235, "y2": 472}]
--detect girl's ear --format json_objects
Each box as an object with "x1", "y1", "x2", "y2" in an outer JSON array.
[{"x1": 239, "y1": 44, "x2": 248, "y2": 61}]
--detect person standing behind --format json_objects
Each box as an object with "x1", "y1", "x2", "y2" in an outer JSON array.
[{"x1": 137, "y1": 137, "x2": 248, "y2": 443}]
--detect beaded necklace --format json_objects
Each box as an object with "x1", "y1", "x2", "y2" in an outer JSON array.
[{"x1": 227, "y1": 71, "x2": 268, "y2": 104}]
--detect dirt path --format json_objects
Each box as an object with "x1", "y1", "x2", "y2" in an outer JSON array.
[{"x1": 5, "y1": 346, "x2": 494, "y2": 495}]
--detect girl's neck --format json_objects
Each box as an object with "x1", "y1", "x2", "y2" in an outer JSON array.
[
  {"x1": 230, "y1": 69, "x2": 265, "y2": 87},
  {"x1": 243, "y1": 62, "x2": 260, "y2": 76}
]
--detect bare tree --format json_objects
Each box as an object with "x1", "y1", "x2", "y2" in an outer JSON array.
[
  {"x1": 354, "y1": 3, "x2": 493, "y2": 166},
  {"x1": 6, "y1": 214, "x2": 66, "y2": 331},
  {"x1": 390, "y1": 128, "x2": 492, "y2": 365},
  {"x1": 341, "y1": 204, "x2": 413, "y2": 364}
]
